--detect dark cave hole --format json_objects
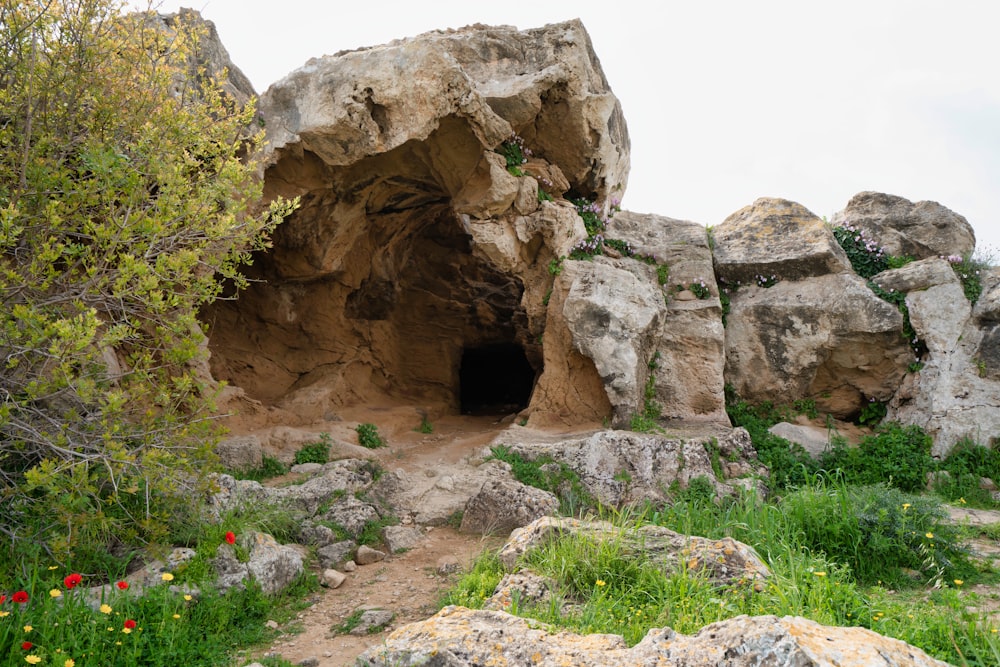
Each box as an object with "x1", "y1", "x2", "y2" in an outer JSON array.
[{"x1": 459, "y1": 344, "x2": 536, "y2": 415}]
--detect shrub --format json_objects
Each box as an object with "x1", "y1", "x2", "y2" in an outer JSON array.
[
  {"x1": 821, "y1": 422, "x2": 934, "y2": 492},
  {"x1": 356, "y1": 423, "x2": 385, "y2": 449},
  {"x1": 294, "y1": 434, "x2": 331, "y2": 465},
  {"x1": 934, "y1": 437, "x2": 1000, "y2": 506}
]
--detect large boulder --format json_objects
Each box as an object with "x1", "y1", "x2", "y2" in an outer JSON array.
[
  {"x1": 724, "y1": 272, "x2": 913, "y2": 417},
  {"x1": 832, "y1": 191, "x2": 976, "y2": 260},
  {"x1": 358, "y1": 607, "x2": 951, "y2": 667},
  {"x1": 713, "y1": 198, "x2": 852, "y2": 285},
  {"x1": 611, "y1": 212, "x2": 728, "y2": 424},
  {"x1": 460, "y1": 477, "x2": 560, "y2": 536}
]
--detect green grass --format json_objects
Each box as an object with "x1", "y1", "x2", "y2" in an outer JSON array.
[
  {"x1": 293, "y1": 433, "x2": 331, "y2": 465},
  {"x1": 444, "y1": 484, "x2": 1000, "y2": 664}
]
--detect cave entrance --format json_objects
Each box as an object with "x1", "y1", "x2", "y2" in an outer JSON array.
[{"x1": 459, "y1": 343, "x2": 536, "y2": 415}]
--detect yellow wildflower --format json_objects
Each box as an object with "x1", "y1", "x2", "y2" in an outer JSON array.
[
  {"x1": 183, "y1": 594, "x2": 192, "y2": 601},
  {"x1": 24, "y1": 625, "x2": 32, "y2": 633},
  {"x1": 26, "y1": 656, "x2": 42, "y2": 665},
  {"x1": 100, "y1": 604, "x2": 113, "y2": 614},
  {"x1": 50, "y1": 589, "x2": 62, "y2": 598},
  {"x1": 925, "y1": 532, "x2": 934, "y2": 539},
  {"x1": 65, "y1": 660, "x2": 76, "y2": 667},
  {"x1": 954, "y1": 579, "x2": 964, "y2": 587},
  {"x1": 47, "y1": 566, "x2": 58, "y2": 570},
  {"x1": 172, "y1": 614, "x2": 181, "y2": 619},
  {"x1": 122, "y1": 627, "x2": 132, "y2": 634},
  {"x1": 902, "y1": 503, "x2": 911, "y2": 509},
  {"x1": 595, "y1": 579, "x2": 606, "y2": 587},
  {"x1": 161, "y1": 572, "x2": 174, "y2": 582},
  {"x1": 813, "y1": 571, "x2": 826, "y2": 577},
  {"x1": 0, "y1": 612, "x2": 9, "y2": 618}
]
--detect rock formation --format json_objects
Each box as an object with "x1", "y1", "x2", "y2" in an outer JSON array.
[{"x1": 358, "y1": 606, "x2": 952, "y2": 667}]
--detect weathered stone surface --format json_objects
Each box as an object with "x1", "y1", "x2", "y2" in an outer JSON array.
[
  {"x1": 360, "y1": 607, "x2": 949, "y2": 667},
  {"x1": 205, "y1": 21, "x2": 628, "y2": 430},
  {"x1": 497, "y1": 516, "x2": 770, "y2": 586},
  {"x1": 316, "y1": 540, "x2": 356, "y2": 570},
  {"x1": 611, "y1": 212, "x2": 727, "y2": 423},
  {"x1": 768, "y1": 422, "x2": 835, "y2": 460},
  {"x1": 381, "y1": 525, "x2": 425, "y2": 553},
  {"x1": 214, "y1": 532, "x2": 304, "y2": 595},
  {"x1": 320, "y1": 569, "x2": 346, "y2": 589},
  {"x1": 215, "y1": 435, "x2": 263, "y2": 472},
  {"x1": 494, "y1": 428, "x2": 761, "y2": 508},
  {"x1": 874, "y1": 259, "x2": 969, "y2": 356},
  {"x1": 973, "y1": 268, "x2": 1000, "y2": 323},
  {"x1": 460, "y1": 476, "x2": 559, "y2": 536},
  {"x1": 557, "y1": 258, "x2": 664, "y2": 426},
  {"x1": 355, "y1": 545, "x2": 387, "y2": 566},
  {"x1": 483, "y1": 571, "x2": 561, "y2": 612},
  {"x1": 319, "y1": 495, "x2": 380, "y2": 538},
  {"x1": 725, "y1": 272, "x2": 912, "y2": 417},
  {"x1": 832, "y1": 191, "x2": 976, "y2": 260},
  {"x1": 713, "y1": 198, "x2": 851, "y2": 284},
  {"x1": 349, "y1": 609, "x2": 394, "y2": 636}
]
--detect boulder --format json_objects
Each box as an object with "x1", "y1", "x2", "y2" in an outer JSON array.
[
  {"x1": 318, "y1": 495, "x2": 380, "y2": 538},
  {"x1": 497, "y1": 516, "x2": 770, "y2": 586},
  {"x1": 381, "y1": 525, "x2": 425, "y2": 553},
  {"x1": 214, "y1": 532, "x2": 304, "y2": 595},
  {"x1": 460, "y1": 477, "x2": 560, "y2": 536},
  {"x1": 214, "y1": 435, "x2": 263, "y2": 472},
  {"x1": 610, "y1": 212, "x2": 727, "y2": 423},
  {"x1": 768, "y1": 422, "x2": 835, "y2": 460},
  {"x1": 355, "y1": 545, "x2": 387, "y2": 565},
  {"x1": 724, "y1": 272, "x2": 913, "y2": 417},
  {"x1": 713, "y1": 198, "x2": 852, "y2": 284},
  {"x1": 832, "y1": 191, "x2": 976, "y2": 260},
  {"x1": 359, "y1": 608, "x2": 950, "y2": 667},
  {"x1": 316, "y1": 540, "x2": 357, "y2": 570},
  {"x1": 493, "y1": 428, "x2": 761, "y2": 508}
]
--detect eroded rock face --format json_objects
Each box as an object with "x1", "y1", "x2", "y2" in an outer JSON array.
[
  {"x1": 724, "y1": 272, "x2": 913, "y2": 417},
  {"x1": 204, "y1": 20, "x2": 629, "y2": 426},
  {"x1": 358, "y1": 607, "x2": 951, "y2": 667},
  {"x1": 832, "y1": 191, "x2": 976, "y2": 260}
]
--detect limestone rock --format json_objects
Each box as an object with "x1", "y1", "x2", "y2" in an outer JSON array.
[
  {"x1": 204, "y1": 21, "x2": 628, "y2": 429},
  {"x1": 316, "y1": 541, "x2": 356, "y2": 570},
  {"x1": 460, "y1": 476, "x2": 560, "y2": 536},
  {"x1": 321, "y1": 569, "x2": 346, "y2": 589},
  {"x1": 973, "y1": 268, "x2": 1000, "y2": 323},
  {"x1": 483, "y1": 571, "x2": 561, "y2": 612},
  {"x1": 610, "y1": 212, "x2": 727, "y2": 423},
  {"x1": 558, "y1": 258, "x2": 664, "y2": 425},
  {"x1": 768, "y1": 422, "x2": 835, "y2": 460},
  {"x1": 362, "y1": 607, "x2": 951, "y2": 667},
  {"x1": 319, "y1": 495, "x2": 380, "y2": 538},
  {"x1": 724, "y1": 272, "x2": 912, "y2": 417},
  {"x1": 215, "y1": 435, "x2": 263, "y2": 472},
  {"x1": 832, "y1": 191, "x2": 976, "y2": 260},
  {"x1": 497, "y1": 516, "x2": 770, "y2": 586},
  {"x1": 713, "y1": 198, "x2": 851, "y2": 284},
  {"x1": 355, "y1": 545, "x2": 387, "y2": 565},
  {"x1": 348, "y1": 609, "x2": 394, "y2": 636},
  {"x1": 214, "y1": 532, "x2": 304, "y2": 596},
  {"x1": 494, "y1": 428, "x2": 761, "y2": 508},
  {"x1": 381, "y1": 525, "x2": 425, "y2": 553}
]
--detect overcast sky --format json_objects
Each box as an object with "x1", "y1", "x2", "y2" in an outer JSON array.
[{"x1": 147, "y1": 0, "x2": 1000, "y2": 257}]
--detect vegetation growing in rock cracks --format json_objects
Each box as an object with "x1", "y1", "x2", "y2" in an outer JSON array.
[{"x1": 0, "y1": 0, "x2": 298, "y2": 578}]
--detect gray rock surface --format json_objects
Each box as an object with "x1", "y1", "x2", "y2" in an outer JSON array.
[
  {"x1": 213, "y1": 532, "x2": 304, "y2": 595},
  {"x1": 358, "y1": 607, "x2": 952, "y2": 666},
  {"x1": 355, "y1": 545, "x2": 387, "y2": 566},
  {"x1": 832, "y1": 191, "x2": 976, "y2": 260},
  {"x1": 381, "y1": 525, "x2": 425, "y2": 553},
  {"x1": 459, "y1": 476, "x2": 560, "y2": 536}
]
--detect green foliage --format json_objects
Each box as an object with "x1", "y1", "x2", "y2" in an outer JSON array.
[
  {"x1": 833, "y1": 224, "x2": 892, "y2": 278},
  {"x1": 781, "y1": 479, "x2": 970, "y2": 587},
  {"x1": 231, "y1": 455, "x2": 289, "y2": 482},
  {"x1": 725, "y1": 392, "x2": 819, "y2": 489},
  {"x1": 656, "y1": 263, "x2": 670, "y2": 286},
  {"x1": 857, "y1": 399, "x2": 887, "y2": 426},
  {"x1": 496, "y1": 134, "x2": 530, "y2": 175},
  {"x1": 488, "y1": 445, "x2": 594, "y2": 515},
  {"x1": 866, "y1": 280, "x2": 925, "y2": 359},
  {"x1": 355, "y1": 423, "x2": 385, "y2": 449},
  {"x1": 945, "y1": 251, "x2": 993, "y2": 304},
  {"x1": 630, "y1": 352, "x2": 662, "y2": 433},
  {"x1": 414, "y1": 417, "x2": 433, "y2": 434},
  {"x1": 293, "y1": 433, "x2": 331, "y2": 465},
  {"x1": 934, "y1": 438, "x2": 1000, "y2": 506},
  {"x1": 821, "y1": 423, "x2": 934, "y2": 492},
  {"x1": 547, "y1": 256, "x2": 564, "y2": 276},
  {"x1": 0, "y1": 0, "x2": 297, "y2": 566},
  {"x1": 676, "y1": 279, "x2": 711, "y2": 299},
  {"x1": 357, "y1": 515, "x2": 399, "y2": 547}
]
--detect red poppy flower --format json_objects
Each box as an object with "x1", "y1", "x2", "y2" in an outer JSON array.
[
  {"x1": 124, "y1": 619, "x2": 137, "y2": 629},
  {"x1": 12, "y1": 591, "x2": 28, "y2": 604},
  {"x1": 21, "y1": 642, "x2": 33, "y2": 650},
  {"x1": 64, "y1": 573, "x2": 82, "y2": 589},
  {"x1": 0, "y1": 594, "x2": 6, "y2": 604},
  {"x1": 224, "y1": 531, "x2": 236, "y2": 545},
  {"x1": 116, "y1": 581, "x2": 129, "y2": 590}
]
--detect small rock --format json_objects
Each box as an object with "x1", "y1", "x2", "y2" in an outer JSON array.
[
  {"x1": 317, "y1": 540, "x2": 356, "y2": 569},
  {"x1": 980, "y1": 477, "x2": 998, "y2": 492},
  {"x1": 343, "y1": 560, "x2": 357, "y2": 572},
  {"x1": 321, "y1": 569, "x2": 347, "y2": 589},
  {"x1": 265, "y1": 620, "x2": 280, "y2": 630},
  {"x1": 382, "y1": 525, "x2": 424, "y2": 553},
  {"x1": 289, "y1": 462, "x2": 323, "y2": 475},
  {"x1": 297, "y1": 659, "x2": 320, "y2": 667},
  {"x1": 436, "y1": 555, "x2": 461, "y2": 575},
  {"x1": 356, "y1": 545, "x2": 387, "y2": 565},
  {"x1": 435, "y1": 475, "x2": 455, "y2": 492},
  {"x1": 349, "y1": 609, "x2": 394, "y2": 636}
]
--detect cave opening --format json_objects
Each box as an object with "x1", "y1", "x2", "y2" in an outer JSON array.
[{"x1": 459, "y1": 343, "x2": 536, "y2": 415}]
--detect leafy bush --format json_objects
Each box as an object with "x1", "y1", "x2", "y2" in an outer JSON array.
[
  {"x1": 0, "y1": 0, "x2": 297, "y2": 566},
  {"x1": 934, "y1": 438, "x2": 1000, "y2": 506},
  {"x1": 294, "y1": 434, "x2": 331, "y2": 465},
  {"x1": 833, "y1": 223, "x2": 891, "y2": 278},
  {"x1": 725, "y1": 393, "x2": 819, "y2": 489},
  {"x1": 355, "y1": 423, "x2": 385, "y2": 449},
  {"x1": 821, "y1": 422, "x2": 933, "y2": 492}
]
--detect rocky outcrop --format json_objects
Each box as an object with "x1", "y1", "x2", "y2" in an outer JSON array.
[
  {"x1": 724, "y1": 272, "x2": 913, "y2": 417},
  {"x1": 490, "y1": 427, "x2": 763, "y2": 508},
  {"x1": 497, "y1": 516, "x2": 771, "y2": 586},
  {"x1": 213, "y1": 532, "x2": 304, "y2": 595},
  {"x1": 358, "y1": 607, "x2": 952, "y2": 666},
  {"x1": 460, "y1": 476, "x2": 560, "y2": 535},
  {"x1": 832, "y1": 191, "x2": 976, "y2": 260}
]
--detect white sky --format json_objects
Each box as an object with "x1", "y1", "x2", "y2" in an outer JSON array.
[{"x1": 148, "y1": 0, "x2": 1000, "y2": 257}]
